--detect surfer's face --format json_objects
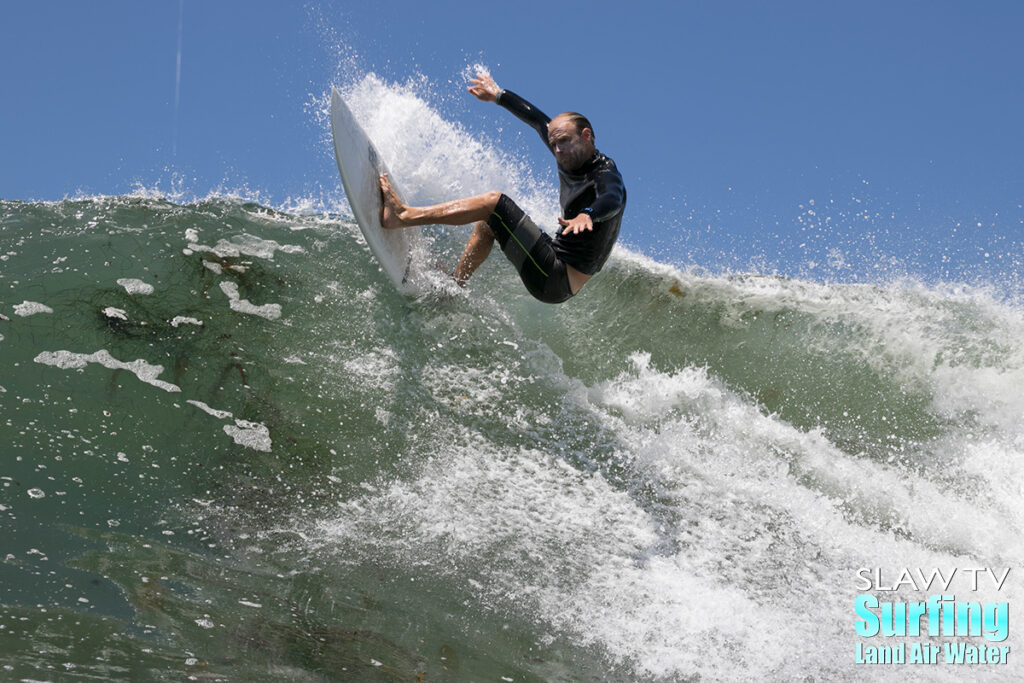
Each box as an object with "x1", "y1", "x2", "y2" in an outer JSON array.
[{"x1": 548, "y1": 117, "x2": 593, "y2": 170}]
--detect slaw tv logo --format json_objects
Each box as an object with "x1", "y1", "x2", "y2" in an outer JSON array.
[{"x1": 854, "y1": 567, "x2": 1010, "y2": 666}]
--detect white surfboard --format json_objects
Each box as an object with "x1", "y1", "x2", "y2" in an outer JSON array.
[{"x1": 330, "y1": 87, "x2": 422, "y2": 294}]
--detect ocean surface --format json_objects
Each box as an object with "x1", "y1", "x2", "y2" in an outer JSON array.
[{"x1": 3, "y1": 76, "x2": 1024, "y2": 681}]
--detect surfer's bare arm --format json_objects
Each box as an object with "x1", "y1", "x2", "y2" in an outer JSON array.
[{"x1": 467, "y1": 71, "x2": 500, "y2": 102}]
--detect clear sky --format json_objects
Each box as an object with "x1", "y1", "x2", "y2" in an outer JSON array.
[{"x1": 2, "y1": 1, "x2": 1022, "y2": 281}]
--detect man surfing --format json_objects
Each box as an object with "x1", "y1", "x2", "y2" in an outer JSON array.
[{"x1": 379, "y1": 71, "x2": 626, "y2": 303}]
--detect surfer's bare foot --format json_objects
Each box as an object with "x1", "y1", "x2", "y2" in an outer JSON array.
[
  {"x1": 379, "y1": 174, "x2": 409, "y2": 229},
  {"x1": 434, "y1": 260, "x2": 466, "y2": 287}
]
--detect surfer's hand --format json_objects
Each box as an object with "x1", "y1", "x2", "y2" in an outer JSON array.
[
  {"x1": 557, "y1": 213, "x2": 593, "y2": 235},
  {"x1": 468, "y1": 72, "x2": 499, "y2": 102}
]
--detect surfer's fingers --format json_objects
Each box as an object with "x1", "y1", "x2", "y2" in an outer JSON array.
[{"x1": 468, "y1": 73, "x2": 497, "y2": 99}]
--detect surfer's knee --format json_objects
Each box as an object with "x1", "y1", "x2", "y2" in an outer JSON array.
[
  {"x1": 481, "y1": 190, "x2": 501, "y2": 212},
  {"x1": 472, "y1": 220, "x2": 496, "y2": 241}
]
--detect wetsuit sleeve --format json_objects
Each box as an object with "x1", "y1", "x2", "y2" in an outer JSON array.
[
  {"x1": 587, "y1": 167, "x2": 626, "y2": 222},
  {"x1": 496, "y1": 89, "x2": 552, "y2": 151}
]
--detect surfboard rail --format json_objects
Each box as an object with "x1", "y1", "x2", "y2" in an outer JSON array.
[{"x1": 330, "y1": 87, "x2": 421, "y2": 294}]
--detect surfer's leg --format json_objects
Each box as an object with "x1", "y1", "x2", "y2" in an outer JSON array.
[
  {"x1": 453, "y1": 221, "x2": 495, "y2": 285},
  {"x1": 379, "y1": 174, "x2": 499, "y2": 229},
  {"x1": 487, "y1": 194, "x2": 574, "y2": 304}
]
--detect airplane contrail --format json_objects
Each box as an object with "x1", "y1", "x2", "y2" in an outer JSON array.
[{"x1": 173, "y1": 0, "x2": 183, "y2": 157}]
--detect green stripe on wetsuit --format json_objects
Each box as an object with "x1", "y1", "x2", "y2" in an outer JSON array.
[{"x1": 491, "y1": 210, "x2": 548, "y2": 278}]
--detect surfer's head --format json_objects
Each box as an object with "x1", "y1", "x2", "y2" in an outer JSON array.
[{"x1": 548, "y1": 113, "x2": 595, "y2": 171}]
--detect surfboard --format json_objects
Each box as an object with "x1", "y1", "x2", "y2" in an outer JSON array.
[{"x1": 330, "y1": 87, "x2": 422, "y2": 294}]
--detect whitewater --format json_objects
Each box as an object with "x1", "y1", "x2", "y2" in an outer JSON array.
[{"x1": 2, "y1": 74, "x2": 1023, "y2": 681}]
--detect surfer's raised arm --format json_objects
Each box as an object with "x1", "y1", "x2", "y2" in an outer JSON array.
[{"x1": 468, "y1": 71, "x2": 551, "y2": 150}]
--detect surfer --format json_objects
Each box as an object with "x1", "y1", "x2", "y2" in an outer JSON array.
[{"x1": 379, "y1": 71, "x2": 626, "y2": 303}]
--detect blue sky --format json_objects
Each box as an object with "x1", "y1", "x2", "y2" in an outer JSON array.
[{"x1": 2, "y1": 1, "x2": 1022, "y2": 281}]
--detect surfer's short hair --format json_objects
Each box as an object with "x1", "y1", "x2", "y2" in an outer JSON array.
[{"x1": 559, "y1": 112, "x2": 594, "y2": 140}]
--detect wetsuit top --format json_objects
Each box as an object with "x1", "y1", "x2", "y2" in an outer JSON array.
[{"x1": 496, "y1": 88, "x2": 627, "y2": 276}]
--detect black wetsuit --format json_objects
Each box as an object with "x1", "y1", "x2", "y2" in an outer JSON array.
[{"x1": 486, "y1": 88, "x2": 627, "y2": 303}]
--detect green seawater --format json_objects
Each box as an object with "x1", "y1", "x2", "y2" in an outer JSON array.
[{"x1": 2, "y1": 196, "x2": 1024, "y2": 681}]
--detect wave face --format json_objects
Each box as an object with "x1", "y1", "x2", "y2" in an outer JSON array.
[{"x1": 3, "y1": 75, "x2": 1024, "y2": 681}]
